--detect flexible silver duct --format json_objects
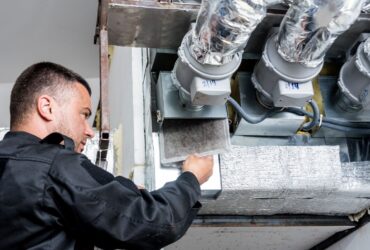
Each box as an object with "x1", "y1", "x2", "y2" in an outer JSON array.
[
  {"x1": 363, "y1": 0, "x2": 370, "y2": 13},
  {"x1": 282, "y1": 0, "x2": 295, "y2": 5},
  {"x1": 277, "y1": 0, "x2": 365, "y2": 68},
  {"x1": 189, "y1": 0, "x2": 269, "y2": 65}
]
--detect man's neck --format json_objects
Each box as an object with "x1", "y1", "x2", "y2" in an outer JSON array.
[{"x1": 11, "y1": 121, "x2": 51, "y2": 140}]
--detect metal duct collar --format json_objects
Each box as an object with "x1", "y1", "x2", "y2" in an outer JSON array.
[
  {"x1": 364, "y1": 37, "x2": 370, "y2": 58},
  {"x1": 336, "y1": 38, "x2": 370, "y2": 112},
  {"x1": 172, "y1": 32, "x2": 242, "y2": 107}
]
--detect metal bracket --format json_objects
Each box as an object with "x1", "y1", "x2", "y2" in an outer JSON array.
[{"x1": 95, "y1": 0, "x2": 111, "y2": 168}]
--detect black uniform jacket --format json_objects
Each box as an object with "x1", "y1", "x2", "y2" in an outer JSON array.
[{"x1": 0, "y1": 132, "x2": 201, "y2": 250}]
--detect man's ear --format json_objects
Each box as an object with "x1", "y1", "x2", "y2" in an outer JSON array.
[{"x1": 37, "y1": 95, "x2": 56, "y2": 121}]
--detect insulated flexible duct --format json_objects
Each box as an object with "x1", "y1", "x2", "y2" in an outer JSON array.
[
  {"x1": 277, "y1": 0, "x2": 365, "y2": 67},
  {"x1": 363, "y1": 0, "x2": 370, "y2": 13},
  {"x1": 189, "y1": 0, "x2": 270, "y2": 65}
]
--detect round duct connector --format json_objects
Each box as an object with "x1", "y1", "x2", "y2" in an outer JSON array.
[
  {"x1": 336, "y1": 42, "x2": 370, "y2": 112},
  {"x1": 252, "y1": 33, "x2": 323, "y2": 107},
  {"x1": 172, "y1": 32, "x2": 242, "y2": 109}
]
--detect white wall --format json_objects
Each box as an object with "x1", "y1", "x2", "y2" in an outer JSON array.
[
  {"x1": 0, "y1": 1, "x2": 145, "y2": 178},
  {"x1": 0, "y1": 83, "x2": 13, "y2": 127},
  {"x1": 0, "y1": 0, "x2": 100, "y2": 128},
  {"x1": 0, "y1": 0, "x2": 99, "y2": 84},
  {"x1": 108, "y1": 46, "x2": 146, "y2": 178}
]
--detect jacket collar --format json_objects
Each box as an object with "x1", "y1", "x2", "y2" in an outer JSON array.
[{"x1": 4, "y1": 131, "x2": 41, "y2": 144}]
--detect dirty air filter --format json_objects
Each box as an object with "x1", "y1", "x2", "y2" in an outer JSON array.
[{"x1": 159, "y1": 118, "x2": 230, "y2": 164}]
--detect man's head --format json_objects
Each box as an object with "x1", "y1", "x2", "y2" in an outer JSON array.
[{"x1": 10, "y1": 62, "x2": 94, "y2": 152}]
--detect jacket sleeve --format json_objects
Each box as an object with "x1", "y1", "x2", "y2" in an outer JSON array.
[{"x1": 44, "y1": 150, "x2": 201, "y2": 250}]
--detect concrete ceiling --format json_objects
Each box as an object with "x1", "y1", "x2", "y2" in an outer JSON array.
[{"x1": 0, "y1": 0, "x2": 99, "y2": 84}]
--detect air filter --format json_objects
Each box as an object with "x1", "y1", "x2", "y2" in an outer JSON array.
[{"x1": 159, "y1": 119, "x2": 230, "y2": 164}]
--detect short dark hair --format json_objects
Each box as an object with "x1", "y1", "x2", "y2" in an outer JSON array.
[{"x1": 10, "y1": 62, "x2": 92, "y2": 127}]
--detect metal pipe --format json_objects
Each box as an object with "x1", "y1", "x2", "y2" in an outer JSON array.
[{"x1": 277, "y1": 0, "x2": 365, "y2": 68}]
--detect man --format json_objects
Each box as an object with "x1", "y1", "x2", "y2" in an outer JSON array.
[{"x1": 0, "y1": 62, "x2": 213, "y2": 249}]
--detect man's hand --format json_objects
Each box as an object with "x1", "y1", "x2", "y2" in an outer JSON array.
[{"x1": 182, "y1": 155, "x2": 213, "y2": 185}]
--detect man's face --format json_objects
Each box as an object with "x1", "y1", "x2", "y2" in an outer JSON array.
[{"x1": 55, "y1": 82, "x2": 94, "y2": 153}]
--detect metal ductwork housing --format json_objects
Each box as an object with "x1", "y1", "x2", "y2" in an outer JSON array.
[{"x1": 97, "y1": 2, "x2": 370, "y2": 244}]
